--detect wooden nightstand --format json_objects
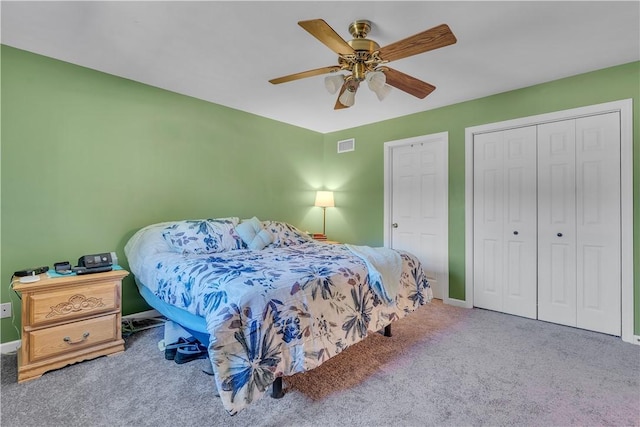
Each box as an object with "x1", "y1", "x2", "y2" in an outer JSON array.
[{"x1": 13, "y1": 269, "x2": 128, "y2": 383}]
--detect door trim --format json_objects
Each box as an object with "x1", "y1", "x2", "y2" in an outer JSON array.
[
  {"x1": 383, "y1": 132, "x2": 449, "y2": 303},
  {"x1": 465, "y1": 99, "x2": 634, "y2": 343}
]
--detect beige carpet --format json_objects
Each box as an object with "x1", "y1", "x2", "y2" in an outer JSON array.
[
  {"x1": 2, "y1": 299, "x2": 638, "y2": 426},
  {"x1": 285, "y1": 299, "x2": 464, "y2": 401}
]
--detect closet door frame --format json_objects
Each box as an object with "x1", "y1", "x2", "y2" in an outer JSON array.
[{"x1": 464, "y1": 99, "x2": 634, "y2": 343}]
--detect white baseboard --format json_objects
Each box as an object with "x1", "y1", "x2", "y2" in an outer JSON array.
[
  {"x1": 0, "y1": 339, "x2": 21, "y2": 355},
  {"x1": 1, "y1": 309, "x2": 163, "y2": 355},
  {"x1": 445, "y1": 298, "x2": 472, "y2": 308}
]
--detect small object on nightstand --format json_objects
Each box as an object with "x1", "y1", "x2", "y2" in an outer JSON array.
[
  {"x1": 74, "y1": 252, "x2": 114, "y2": 275},
  {"x1": 14, "y1": 267, "x2": 49, "y2": 283},
  {"x1": 14, "y1": 266, "x2": 49, "y2": 277},
  {"x1": 54, "y1": 261, "x2": 72, "y2": 275}
]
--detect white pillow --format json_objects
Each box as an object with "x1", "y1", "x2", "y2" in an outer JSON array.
[
  {"x1": 236, "y1": 217, "x2": 272, "y2": 250},
  {"x1": 124, "y1": 221, "x2": 176, "y2": 276}
]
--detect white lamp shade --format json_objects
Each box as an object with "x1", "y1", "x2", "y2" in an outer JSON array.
[
  {"x1": 366, "y1": 71, "x2": 386, "y2": 91},
  {"x1": 324, "y1": 74, "x2": 344, "y2": 94},
  {"x1": 338, "y1": 88, "x2": 356, "y2": 107},
  {"x1": 366, "y1": 71, "x2": 391, "y2": 101},
  {"x1": 372, "y1": 84, "x2": 392, "y2": 101},
  {"x1": 314, "y1": 191, "x2": 335, "y2": 208}
]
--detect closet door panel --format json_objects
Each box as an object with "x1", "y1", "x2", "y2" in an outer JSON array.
[
  {"x1": 473, "y1": 132, "x2": 505, "y2": 312},
  {"x1": 538, "y1": 120, "x2": 577, "y2": 327},
  {"x1": 473, "y1": 127, "x2": 536, "y2": 317},
  {"x1": 502, "y1": 127, "x2": 537, "y2": 319},
  {"x1": 575, "y1": 113, "x2": 621, "y2": 335}
]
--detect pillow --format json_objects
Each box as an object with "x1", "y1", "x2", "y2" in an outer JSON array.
[
  {"x1": 124, "y1": 221, "x2": 177, "y2": 276},
  {"x1": 208, "y1": 217, "x2": 244, "y2": 251},
  {"x1": 236, "y1": 217, "x2": 273, "y2": 250},
  {"x1": 162, "y1": 217, "x2": 242, "y2": 254},
  {"x1": 261, "y1": 221, "x2": 313, "y2": 248}
]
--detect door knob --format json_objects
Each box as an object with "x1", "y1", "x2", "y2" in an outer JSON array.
[
  {"x1": 557, "y1": 233, "x2": 563, "y2": 237},
  {"x1": 513, "y1": 231, "x2": 519, "y2": 235},
  {"x1": 392, "y1": 223, "x2": 398, "y2": 228}
]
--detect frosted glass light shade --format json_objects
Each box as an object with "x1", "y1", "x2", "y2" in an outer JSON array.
[
  {"x1": 366, "y1": 71, "x2": 391, "y2": 101},
  {"x1": 314, "y1": 191, "x2": 335, "y2": 208},
  {"x1": 324, "y1": 74, "x2": 344, "y2": 94},
  {"x1": 338, "y1": 88, "x2": 356, "y2": 107},
  {"x1": 373, "y1": 84, "x2": 392, "y2": 101},
  {"x1": 366, "y1": 71, "x2": 386, "y2": 91}
]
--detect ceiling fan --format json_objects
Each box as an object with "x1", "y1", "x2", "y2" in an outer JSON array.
[{"x1": 269, "y1": 19, "x2": 457, "y2": 109}]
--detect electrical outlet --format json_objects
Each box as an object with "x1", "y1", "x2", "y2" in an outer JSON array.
[{"x1": 0, "y1": 302, "x2": 12, "y2": 319}]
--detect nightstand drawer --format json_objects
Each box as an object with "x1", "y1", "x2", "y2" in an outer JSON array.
[
  {"x1": 28, "y1": 281, "x2": 120, "y2": 326},
  {"x1": 27, "y1": 314, "x2": 118, "y2": 362}
]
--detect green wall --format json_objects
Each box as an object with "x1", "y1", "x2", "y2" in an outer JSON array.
[
  {"x1": 1, "y1": 45, "x2": 638, "y2": 343},
  {"x1": 0, "y1": 46, "x2": 324, "y2": 342},
  {"x1": 321, "y1": 61, "x2": 640, "y2": 334}
]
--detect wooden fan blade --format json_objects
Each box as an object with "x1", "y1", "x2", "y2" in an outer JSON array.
[
  {"x1": 299, "y1": 19, "x2": 356, "y2": 56},
  {"x1": 383, "y1": 67, "x2": 436, "y2": 99},
  {"x1": 379, "y1": 24, "x2": 457, "y2": 62},
  {"x1": 269, "y1": 66, "x2": 341, "y2": 84}
]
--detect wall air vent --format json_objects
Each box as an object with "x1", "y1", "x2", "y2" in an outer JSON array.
[{"x1": 337, "y1": 138, "x2": 355, "y2": 153}]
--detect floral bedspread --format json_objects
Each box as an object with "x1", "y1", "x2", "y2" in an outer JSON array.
[{"x1": 149, "y1": 242, "x2": 431, "y2": 414}]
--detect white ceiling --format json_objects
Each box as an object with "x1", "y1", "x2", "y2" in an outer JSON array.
[{"x1": 2, "y1": 1, "x2": 638, "y2": 133}]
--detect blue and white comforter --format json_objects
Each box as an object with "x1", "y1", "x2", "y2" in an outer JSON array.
[{"x1": 142, "y1": 242, "x2": 431, "y2": 414}]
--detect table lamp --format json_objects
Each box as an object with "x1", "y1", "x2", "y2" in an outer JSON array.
[{"x1": 314, "y1": 191, "x2": 335, "y2": 237}]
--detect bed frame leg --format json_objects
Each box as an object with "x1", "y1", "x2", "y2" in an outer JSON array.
[
  {"x1": 384, "y1": 324, "x2": 392, "y2": 337},
  {"x1": 271, "y1": 377, "x2": 284, "y2": 399}
]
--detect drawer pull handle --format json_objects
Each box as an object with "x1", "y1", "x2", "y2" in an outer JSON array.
[{"x1": 63, "y1": 332, "x2": 90, "y2": 344}]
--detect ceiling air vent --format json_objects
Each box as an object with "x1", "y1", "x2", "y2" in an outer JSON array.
[{"x1": 337, "y1": 138, "x2": 355, "y2": 153}]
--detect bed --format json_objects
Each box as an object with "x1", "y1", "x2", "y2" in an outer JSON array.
[{"x1": 124, "y1": 217, "x2": 432, "y2": 415}]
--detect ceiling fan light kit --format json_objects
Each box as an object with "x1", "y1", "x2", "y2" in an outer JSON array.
[
  {"x1": 338, "y1": 80, "x2": 358, "y2": 107},
  {"x1": 365, "y1": 70, "x2": 391, "y2": 101},
  {"x1": 269, "y1": 18, "x2": 457, "y2": 110},
  {"x1": 324, "y1": 73, "x2": 345, "y2": 94}
]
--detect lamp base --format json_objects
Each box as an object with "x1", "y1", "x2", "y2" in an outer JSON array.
[{"x1": 312, "y1": 233, "x2": 327, "y2": 241}]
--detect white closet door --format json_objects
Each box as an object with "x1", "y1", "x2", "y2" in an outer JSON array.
[
  {"x1": 474, "y1": 127, "x2": 537, "y2": 318},
  {"x1": 575, "y1": 113, "x2": 621, "y2": 335},
  {"x1": 538, "y1": 120, "x2": 577, "y2": 326},
  {"x1": 473, "y1": 131, "x2": 505, "y2": 312},
  {"x1": 538, "y1": 113, "x2": 621, "y2": 335}
]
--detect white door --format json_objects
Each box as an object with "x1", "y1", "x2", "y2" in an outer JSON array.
[
  {"x1": 389, "y1": 135, "x2": 448, "y2": 299},
  {"x1": 575, "y1": 113, "x2": 621, "y2": 335},
  {"x1": 466, "y1": 100, "x2": 632, "y2": 341},
  {"x1": 536, "y1": 113, "x2": 620, "y2": 335},
  {"x1": 473, "y1": 126, "x2": 537, "y2": 319},
  {"x1": 537, "y1": 120, "x2": 578, "y2": 326}
]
